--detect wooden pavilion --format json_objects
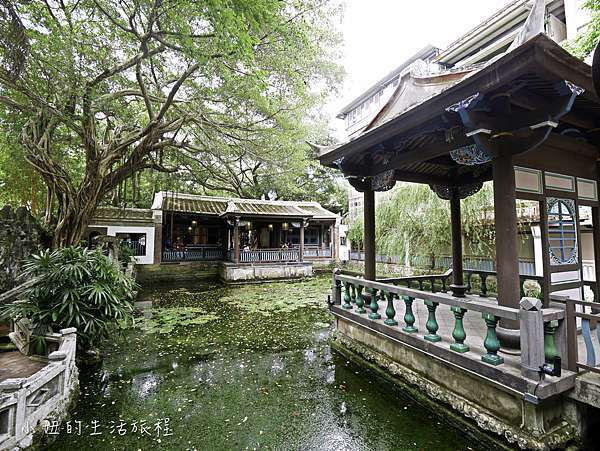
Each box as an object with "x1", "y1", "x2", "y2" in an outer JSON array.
[{"x1": 319, "y1": 33, "x2": 600, "y2": 349}]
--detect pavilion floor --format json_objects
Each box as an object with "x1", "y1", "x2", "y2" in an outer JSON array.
[{"x1": 0, "y1": 351, "x2": 47, "y2": 383}]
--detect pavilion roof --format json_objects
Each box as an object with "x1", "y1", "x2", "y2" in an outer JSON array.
[
  {"x1": 318, "y1": 34, "x2": 600, "y2": 188},
  {"x1": 152, "y1": 192, "x2": 338, "y2": 220}
]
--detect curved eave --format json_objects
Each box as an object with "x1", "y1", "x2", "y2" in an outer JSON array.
[{"x1": 319, "y1": 34, "x2": 595, "y2": 168}]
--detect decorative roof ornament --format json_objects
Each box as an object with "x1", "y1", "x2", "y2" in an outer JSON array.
[
  {"x1": 430, "y1": 182, "x2": 483, "y2": 200},
  {"x1": 446, "y1": 93, "x2": 481, "y2": 113},
  {"x1": 450, "y1": 144, "x2": 492, "y2": 166},
  {"x1": 332, "y1": 157, "x2": 345, "y2": 172},
  {"x1": 372, "y1": 170, "x2": 396, "y2": 192},
  {"x1": 565, "y1": 81, "x2": 585, "y2": 96}
]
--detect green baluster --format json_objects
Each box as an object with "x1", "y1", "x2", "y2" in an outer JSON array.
[
  {"x1": 355, "y1": 285, "x2": 366, "y2": 314},
  {"x1": 544, "y1": 320, "x2": 559, "y2": 363},
  {"x1": 402, "y1": 296, "x2": 418, "y2": 333},
  {"x1": 424, "y1": 300, "x2": 441, "y2": 342},
  {"x1": 350, "y1": 284, "x2": 357, "y2": 307},
  {"x1": 450, "y1": 307, "x2": 469, "y2": 353},
  {"x1": 368, "y1": 288, "x2": 381, "y2": 320},
  {"x1": 480, "y1": 274, "x2": 488, "y2": 297},
  {"x1": 482, "y1": 313, "x2": 504, "y2": 365},
  {"x1": 342, "y1": 282, "x2": 352, "y2": 309},
  {"x1": 384, "y1": 291, "x2": 397, "y2": 326}
]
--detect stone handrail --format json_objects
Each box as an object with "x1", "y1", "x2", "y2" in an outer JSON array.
[
  {"x1": 332, "y1": 272, "x2": 569, "y2": 398},
  {"x1": 0, "y1": 328, "x2": 78, "y2": 449},
  {"x1": 0, "y1": 275, "x2": 43, "y2": 306}
]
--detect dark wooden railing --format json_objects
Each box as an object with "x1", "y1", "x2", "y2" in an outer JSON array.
[
  {"x1": 377, "y1": 269, "x2": 545, "y2": 299},
  {"x1": 162, "y1": 246, "x2": 225, "y2": 262},
  {"x1": 123, "y1": 241, "x2": 146, "y2": 256},
  {"x1": 378, "y1": 269, "x2": 453, "y2": 293}
]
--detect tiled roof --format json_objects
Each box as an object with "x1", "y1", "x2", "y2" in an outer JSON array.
[
  {"x1": 154, "y1": 192, "x2": 339, "y2": 219},
  {"x1": 93, "y1": 207, "x2": 153, "y2": 221},
  {"x1": 162, "y1": 196, "x2": 228, "y2": 215}
]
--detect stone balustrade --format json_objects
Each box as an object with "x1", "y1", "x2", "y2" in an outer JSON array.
[{"x1": 0, "y1": 328, "x2": 78, "y2": 450}]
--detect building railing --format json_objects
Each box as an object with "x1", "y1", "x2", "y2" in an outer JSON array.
[
  {"x1": 378, "y1": 269, "x2": 545, "y2": 300},
  {"x1": 240, "y1": 248, "x2": 299, "y2": 263},
  {"x1": 349, "y1": 252, "x2": 537, "y2": 275},
  {"x1": 122, "y1": 241, "x2": 146, "y2": 256},
  {"x1": 331, "y1": 272, "x2": 567, "y2": 392},
  {"x1": 0, "y1": 327, "x2": 78, "y2": 450},
  {"x1": 553, "y1": 295, "x2": 600, "y2": 374},
  {"x1": 162, "y1": 246, "x2": 225, "y2": 262},
  {"x1": 303, "y1": 245, "x2": 332, "y2": 258}
]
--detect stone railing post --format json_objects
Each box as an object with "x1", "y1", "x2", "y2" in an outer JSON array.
[
  {"x1": 520, "y1": 297, "x2": 545, "y2": 380},
  {"x1": 332, "y1": 269, "x2": 342, "y2": 306}
]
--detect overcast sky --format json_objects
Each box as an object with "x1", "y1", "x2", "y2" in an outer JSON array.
[{"x1": 328, "y1": 0, "x2": 512, "y2": 135}]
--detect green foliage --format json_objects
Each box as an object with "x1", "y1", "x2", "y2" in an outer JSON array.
[
  {"x1": 348, "y1": 183, "x2": 496, "y2": 259},
  {"x1": 219, "y1": 278, "x2": 327, "y2": 316},
  {"x1": 0, "y1": 0, "x2": 343, "y2": 243},
  {"x1": 0, "y1": 246, "x2": 137, "y2": 350},
  {"x1": 140, "y1": 307, "x2": 219, "y2": 334},
  {"x1": 118, "y1": 244, "x2": 135, "y2": 266},
  {"x1": 563, "y1": 0, "x2": 600, "y2": 58}
]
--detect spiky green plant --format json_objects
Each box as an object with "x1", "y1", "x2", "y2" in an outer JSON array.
[{"x1": 0, "y1": 246, "x2": 136, "y2": 352}]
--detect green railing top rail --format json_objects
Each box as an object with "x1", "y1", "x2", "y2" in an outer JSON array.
[
  {"x1": 336, "y1": 273, "x2": 520, "y2": 321},
  {"x1": 336, "y1": 273, "x2": 565, "y2": 323}
]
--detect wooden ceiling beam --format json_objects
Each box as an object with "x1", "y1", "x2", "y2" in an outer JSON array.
[{"x1": 510, "y1": 89, "x2": 596, "y2": 130}]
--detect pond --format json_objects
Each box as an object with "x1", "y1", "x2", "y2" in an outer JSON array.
[{"x1": 49, "y1": 277, "x2": 488, "y2": 451}]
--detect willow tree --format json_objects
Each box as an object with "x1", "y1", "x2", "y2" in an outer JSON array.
[
  {"x1": 347, "y1": 183, "x2": 497, "y2": 261},
  {"x1": 0, "y1": 0, "x2": 341, "y2": 247}
]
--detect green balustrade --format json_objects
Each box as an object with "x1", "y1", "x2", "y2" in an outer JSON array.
[
  {"x1": 480, "y1": 275, "x2": 488, "y2": 297},
  {"x1": 384, "y1": 291, "x2": 398, "y2": 326},
  {"x1": 368, "y1": 288, "x2": 381, "y2": 320},
  {"x1": 424, "y1": 300, "x2": 441, "y2": 342},
  {"x1": 544, "y1": 320, "x2": 559, "y2": 364},
  {"x1": 402, "y1": 296, "x2": 418, "y2": 333},
  {"x1": 482, "y1": 313, "x2": 504, "y2": 365},
  {"x1": 355, "y1": 285, "x2": 366, "y2": 314},
  {"x1": 450, "y1": 307, "x2": 469, "y2": 353},
  {"x1": 342, "y1": 282, "x2": 352, "y2": 309}
]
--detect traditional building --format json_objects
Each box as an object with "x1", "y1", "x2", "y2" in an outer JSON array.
[
  {"x1": 87, "y1": 193, "x2": 341, "y2": 282},
  {"x1": 343, "y1": 0, "x2": 590, "y2": 220},
  {"x1": 318, "y1": 0, "x2": 600, "y2": 447}
]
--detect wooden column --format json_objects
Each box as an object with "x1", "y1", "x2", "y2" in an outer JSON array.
[
  {"x1": 153, "y1": 223, "x2": 163, "y2": 265},
  {"x1": 450, "y1": 192, "x2": 467, "y2": 297},
  {"x1": 364, "y1": 189, "x2": 376, "y2": 281},
  {"x1": 330, "y1": 224, "x2": 336, "y2": 259},
  {"x1": 299, "y1": 219, "x2": 306, "y2": 262},
  {"x1": 493, "y1": 153, "x2": 521, "y2": 347},
  {"x1": 233, "y1": 218, "x2": 240, "y2": 263}
]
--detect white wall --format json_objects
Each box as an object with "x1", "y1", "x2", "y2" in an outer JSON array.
[{"x1": 105, "y1": 225, "x2": 156, "y2": 265}]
